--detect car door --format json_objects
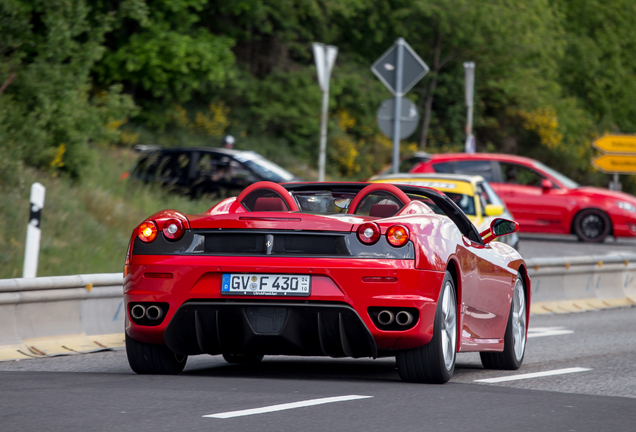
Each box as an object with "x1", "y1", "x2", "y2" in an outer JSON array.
[
  {"x1": 494, "y1": 162, "x2": 569, "y2": 233},
  {"x1": 429, "y1": 192, "x2": 511, "y2": 345},
  {"x1": 457, "y1": 238, "x2": 513, "y2": 344}
]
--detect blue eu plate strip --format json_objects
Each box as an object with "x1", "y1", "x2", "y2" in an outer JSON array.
[{"x1": 221, "y1": 274, "x2": 231, "y2": 292}]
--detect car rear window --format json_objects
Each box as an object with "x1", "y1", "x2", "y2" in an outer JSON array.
[
  {"x1": 454, "y1": 160, "x2": 494, "y2": 181},
  {"x1": 432, "y1": 162, "x2": 455, "y2": 173}
]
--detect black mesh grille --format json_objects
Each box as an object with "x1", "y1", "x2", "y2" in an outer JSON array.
[
  {"x1": 203, "y1": 233, "x2": 349, "y2": 256},
  {"x1": 205, "y1": 233, "x2": 265, "y2": 254},
  {"x1": 245, "y1": 307, "x2": 288, "y2": 334}
]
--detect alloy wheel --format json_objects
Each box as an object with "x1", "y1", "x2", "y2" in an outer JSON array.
[
  {"x1": 512, "y1": 277, "x2": 526, "y2": 361},
  {"x1": 441, "y1": 281, "x2": 457, "y2": 370}
]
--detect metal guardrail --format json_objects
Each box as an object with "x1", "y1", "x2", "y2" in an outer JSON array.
[
  {"x1": 0, "y1": 273, "x2": 125, "y2": 361},
  {"x1": 526, "y1": 254, "x2": 636, "y2": 312},
  {"x1": 1, "y1": 254, "x2": 635, "y2": 361}
]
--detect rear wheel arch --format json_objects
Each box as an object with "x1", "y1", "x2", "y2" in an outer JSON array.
[
  {"x1": 445, "y1": 258, "x2": 461, "y2": 350},
  {"x1": 445, "y1": 258, "x2": 460, "y2": 306},
  {"x1": 516, "y1": 264, "x2": 531, "y2": 326}
]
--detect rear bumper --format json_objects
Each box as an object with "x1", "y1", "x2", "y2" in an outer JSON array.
[
  {"x1": 124, "y1": 255, "x2": 446, "y2": 354},
  {"x1": 163, "y1": 302, "x2": 377, "y2": 358}
]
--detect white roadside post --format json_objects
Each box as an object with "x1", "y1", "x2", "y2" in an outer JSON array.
[
  {"x1": 312, "y1": 43, "x2": 338, "y2": 182},
  {"x1": 23, "y1": 182, "x2": 46, "y2": 278},
  {"x1": 464, "y1": 62, "x2": 476, "y2": 154}
]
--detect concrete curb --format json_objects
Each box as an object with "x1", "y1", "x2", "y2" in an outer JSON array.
[{"x1": 0, "y1": 273, "x2": 125, "y2": 361}]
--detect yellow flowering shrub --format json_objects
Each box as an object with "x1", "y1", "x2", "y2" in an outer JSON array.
[
  {"x1": 194, "y1": 102, "x2": 230, "y2": 136},
  {"x1": 519, "y1": 108, "x2": 562, "y2": 150},
  {"x1": 50, "y1": 144, "x2": 66, "y2": 176}
]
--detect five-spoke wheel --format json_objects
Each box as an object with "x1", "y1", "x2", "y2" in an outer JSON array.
[
  {"x1": 574, "y1": 209, "x2": 611, "y2": 242},
  {"x1": 480, "y1": 274, "x2": 527, "y2": 370},
  {"x1": 397, "y1": 271, "x2": 457, "y2": 383}
]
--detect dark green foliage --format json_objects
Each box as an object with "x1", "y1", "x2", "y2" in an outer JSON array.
[
  {"x1": 2, "y1": 0, "x2": 636, "y2": 190},
  {"x1": 0, "y1": 0, "x2": 136, "y2": 180}
]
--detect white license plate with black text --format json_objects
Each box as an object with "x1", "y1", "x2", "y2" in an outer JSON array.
[{"x1": 221, "y1": 274, "x2": 311, "y2": 296}]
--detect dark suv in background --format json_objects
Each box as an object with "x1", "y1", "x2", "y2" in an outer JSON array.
[{"x1": 131, "y1": 147, "x2": 300, "y2": 197}]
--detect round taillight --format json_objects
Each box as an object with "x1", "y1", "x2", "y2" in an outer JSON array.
[
  {"x1": 162, "y1": 218, "x2": 185, "y2": 240},
  {"x1": 357, "y1": 222, "x2": 381, "y2": 245},
  {"x1": 386, "y1": 225, "x2": 409, "y2": 247},
  {"x1": 138, "y1": 221, "x2": 158, "y2": 243}
]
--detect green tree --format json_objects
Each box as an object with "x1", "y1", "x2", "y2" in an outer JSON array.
[{"x1": 0, "y1": 0, "x2": 136, "y2": 180}]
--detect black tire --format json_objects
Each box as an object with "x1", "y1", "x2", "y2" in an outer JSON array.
[
  {"x1": 396, "y1": 271, "x2": 457, "y2": 384},
  {"x1": 125, "y1": 333, "x2": 187, "y2": 375},
  {"x1": 573, "y1": 209, "x2": 611, "y2": 242},
  {"x1": 222, "y1": 353, "x2": 264, "y2": 364},
  {"x1": 480, "y1": 274, "x2": 527, "y2": 370}
]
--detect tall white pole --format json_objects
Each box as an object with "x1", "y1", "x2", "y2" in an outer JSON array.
[
  {"x1": 392, "y1": 38, "x2": 405, "y2": 174},
  {"x1": 464, "y1": 62, "x2": 476, "y2": 154},
  {"x1": 318, "y1": 85, "x2": 330, "y2": 182},
  {"x1": 23, "y1": 182, "x2": 46, "y2": 278},
  {"x1": 313, "y1": 43, "x2": 338, "y2": 182}
]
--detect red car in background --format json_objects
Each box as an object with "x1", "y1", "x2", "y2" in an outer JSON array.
[{"x1": 389, "y1": 152, "x2": 636, "y2": 242}]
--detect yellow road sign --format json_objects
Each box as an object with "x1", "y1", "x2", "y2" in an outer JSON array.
[
  {"x1": 592, "y1": 154, "x2": 636, "y2": 173},
  {"x1": 592, "y1": 135, "x2": 636, "y2": 154}
]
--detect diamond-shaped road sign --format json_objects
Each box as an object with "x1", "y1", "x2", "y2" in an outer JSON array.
[{"x1": 371, "y1": 39, "x2": 429, "y2": 96}]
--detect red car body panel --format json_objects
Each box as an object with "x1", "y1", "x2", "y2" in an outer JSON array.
[
  {"x1": 124, "y1": 182, "x2": 529, "y2": 360},
  {"x1": 410, "y1": 153, "x2": 636, "y2": 237}
]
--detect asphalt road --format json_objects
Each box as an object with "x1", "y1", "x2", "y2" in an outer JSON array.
[
  {"x1": 517, "y1": 233, "x2": 636, "y2": 259},
  {"x1": 1, "y1": 307, "x2": 634, "y2": 431}
]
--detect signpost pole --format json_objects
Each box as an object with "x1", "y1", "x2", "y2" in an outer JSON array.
[
  {"x1": 313, "y1": 43, "x2": 338, "y2": 182},
  {"x1": 392, "y1": 39, "x2": 405, "y2": 174},
  {"x1": 318, "y1": 85, "x2": 330, "y2": 182},
  {"x1": 464, "y1": 62, "x2": 475, "y2": 154},
  {"x1": 610, "y1": 173, "x2": 621, "y2": 191}
]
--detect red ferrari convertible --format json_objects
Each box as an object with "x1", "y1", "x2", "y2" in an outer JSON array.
[{"x1": 124, "y1": 181, "x2": 530, "y2": 383}]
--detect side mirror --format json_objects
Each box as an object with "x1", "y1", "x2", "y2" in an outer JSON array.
[
  {"x1": 541, "y1": 179, "x2": 553, "y2": 192},
  {"x1": 484, "y1": 204, "x2": 504, "y2": 217},
  {"x1": 480, "y1": 218, "x2": 519, "y2": 244}
]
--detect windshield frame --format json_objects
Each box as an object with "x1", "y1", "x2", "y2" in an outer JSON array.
[{"x1": 234, "y1": 151, "x2": 296, "y2": 182}]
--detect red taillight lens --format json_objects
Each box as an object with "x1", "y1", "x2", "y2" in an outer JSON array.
[
  {"x1": 357, "y1": 222, "x2": 381, "y2": 245},
  {"x1": 386, "y1": 225, "x2": 409, "y2": 247},
  {"x1": 138, "y1": 221, "x2": 158, "y2": 243},
  {"x1": 162, "y1": 218, "x2": 185, "y2": 240}
]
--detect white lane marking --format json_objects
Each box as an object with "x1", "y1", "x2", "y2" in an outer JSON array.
[
  {"x1": 203, "y1": 395, "x2": 373, "y2": 419},
  {"x1": 475, "y1": 367, "x2": 591, "y2": 383},
  {"x1": 527, "y1": 327, "x2": 574, "y2": 338}
]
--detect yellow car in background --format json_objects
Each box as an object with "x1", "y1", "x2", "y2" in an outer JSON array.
[{"x1": 371, "y1": 173, "x2": 520, "y2": 249}]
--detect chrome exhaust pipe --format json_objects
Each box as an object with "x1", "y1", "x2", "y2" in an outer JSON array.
[
  {"x1": 146, "y1": 305, "x2": 163, "y2": 321},
  {"x1": 395, "y1": 311, "x2": 413, "y2": 326},
  {"x1": 131, "y1": 304, "x2": 146, "y2": 320},
  {"x1": 377, "y1": 310, "x2": 394, "y2": 326}
]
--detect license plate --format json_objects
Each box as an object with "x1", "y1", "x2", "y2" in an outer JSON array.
[{"x1": 221, "y1": 274, "x2": 311, "y2": 296}]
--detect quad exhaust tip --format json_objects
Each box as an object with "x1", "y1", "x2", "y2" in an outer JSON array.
[
  {"x1": 131, "y1": 304, "x2": 146, "y2": 320},
  {"x1": 395, "y1": 311, "x2": 413, "y2": 326},
  {"x1": 377, "y1": 310, "x2": 414, "y2": 327},
  {"x1": 146, "y1": 305, "x2": 163, "y2": 321},
  {"x1": 377, "y1": 310, "x2": 394, "y2": 325}
]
